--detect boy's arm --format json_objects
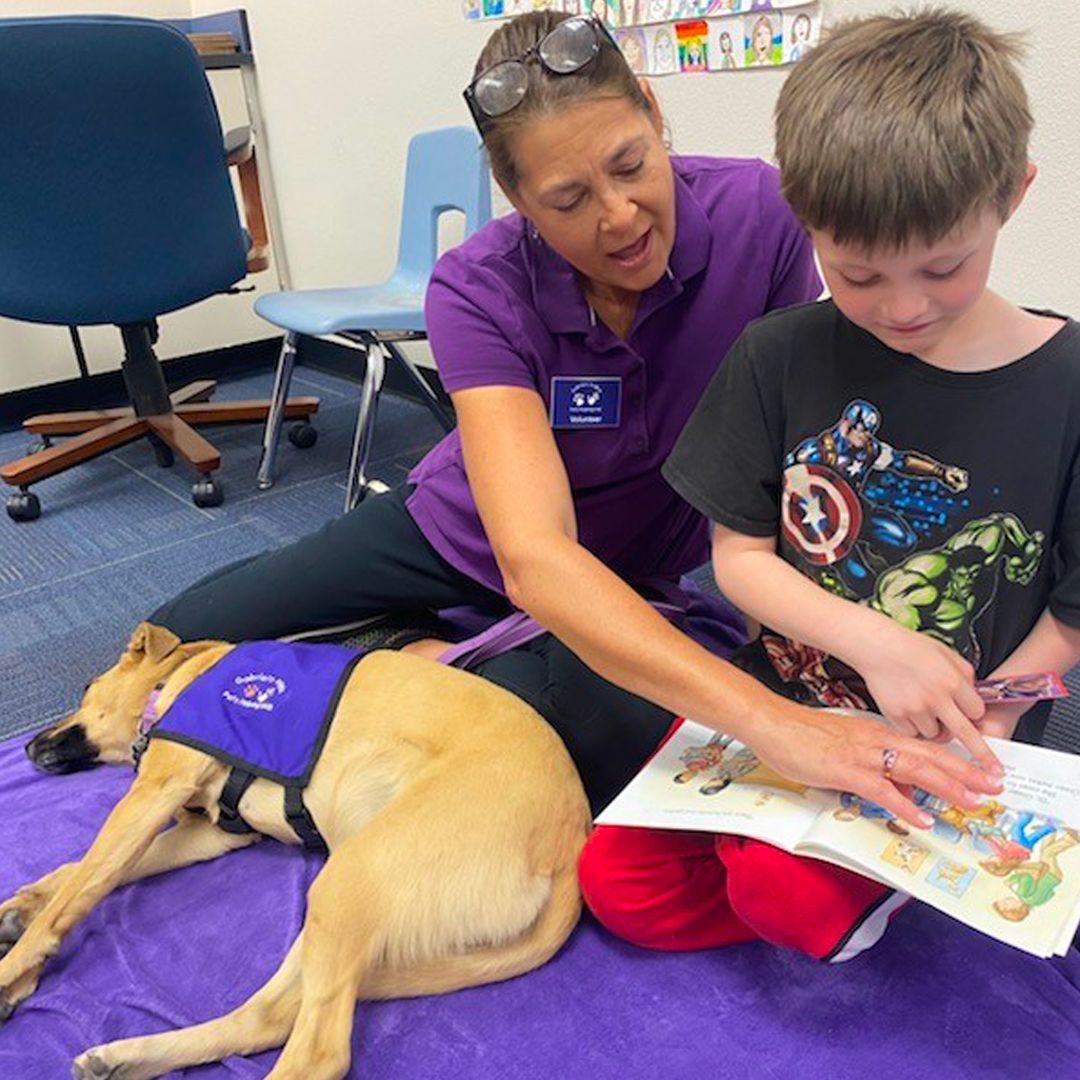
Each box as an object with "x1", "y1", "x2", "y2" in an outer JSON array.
[
  {"x1": 711, "y1": 525, "x2": 985, "y2": 742},
  {"x1": 977, "y1": 609, "x2": 1080, "y2": 738}
]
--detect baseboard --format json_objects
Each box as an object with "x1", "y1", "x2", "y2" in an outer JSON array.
[{"x1": 0, "y1": 335, "x2": 453, "y2": 434}]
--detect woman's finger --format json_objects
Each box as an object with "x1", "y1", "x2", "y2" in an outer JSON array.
[
  {"x1": 880, "y1": 737, "x2": 1004, "y2": 800},
  {"x1": 852, "y1": 774, "x2": 934, "y2": 830},
  {"x1": 886, "y1": 751, "x2": 982, "y2": 810}
]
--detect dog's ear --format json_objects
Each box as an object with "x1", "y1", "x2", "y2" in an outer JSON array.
[{"x1": 127, "y1": 622, "x2": 182, "y2": 664}]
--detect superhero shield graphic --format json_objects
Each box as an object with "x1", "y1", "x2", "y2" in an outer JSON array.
[{"x1": 781, "y1": 463, "x2": 863, "y2": 566}]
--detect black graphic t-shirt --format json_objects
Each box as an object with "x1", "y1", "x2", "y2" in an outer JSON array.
[{"x1": 663, "y1": 300, "x2": 1080, "y2": 716}]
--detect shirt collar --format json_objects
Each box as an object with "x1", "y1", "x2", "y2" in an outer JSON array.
[{"x1": 527, "y1": 161, "x2": 713, "y2": 338}]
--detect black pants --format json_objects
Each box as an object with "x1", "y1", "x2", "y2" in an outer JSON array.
[{"x1": 151, "y1": 488, "x2": 674, "y2": 812}]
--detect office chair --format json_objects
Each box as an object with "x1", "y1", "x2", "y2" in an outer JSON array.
[
  {"x1": 0, "y1": 16, "x2": 318, "y2": 521},
  {"x1": 254, "y1": 126, "x2": 491, "y2": 510}
]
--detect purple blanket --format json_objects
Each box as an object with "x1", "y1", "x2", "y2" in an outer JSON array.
[{"x1": 1, "y1": 736, "x2": 1077, "y2": 1079}]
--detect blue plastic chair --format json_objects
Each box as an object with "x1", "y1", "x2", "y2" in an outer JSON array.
[{"x1": 254, "y1": 126, "x2": 492, "y2": 508}]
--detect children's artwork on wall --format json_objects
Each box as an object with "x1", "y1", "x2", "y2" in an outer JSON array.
[
  {"x1": 744, "y1": 10, "x2": 781, "y2": 66},
  {"x1": 647, "y1": 22, "x2": 679, "y2": 73},
  {"x1": 462, "y1": 0, "x2": 822, "y2": 77},
  {"x1": 676, "y1": 19, "x2": 709, "y2": 72},
  {"x1": 614, "y1": 26, "x2": 649, "y2": 72},
  {"x1": 707, "y1": 17, "x2": 743, "y2": 70},
  {"x1": 783, "y1": 6, "x2": 818, "y2": 62}
]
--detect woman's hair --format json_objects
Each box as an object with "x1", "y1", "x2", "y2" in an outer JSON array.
[
  {"x1": 474, "y1": 11, "x2": 651, "y2": 190},
  {"x1": 775, "y1": 8, "x2": 1032, "y2": 250}
]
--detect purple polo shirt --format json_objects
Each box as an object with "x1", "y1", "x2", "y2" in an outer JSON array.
[{"x1": 407, "y1": 156, "x2": 820, "y2": 594}]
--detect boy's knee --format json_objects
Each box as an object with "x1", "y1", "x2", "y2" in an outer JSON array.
[
  {"x1": 579, "y1": 826, "x2": 724, "y2": 951},
  {"x1": 578, "y1": 825, "x2": 652, "y2": 937}
]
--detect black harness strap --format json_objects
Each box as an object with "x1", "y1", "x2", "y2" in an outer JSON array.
[
  {"x1": 218, "y1": 767, "x2": 257, "y2": 836},
  {"x1": 284, "y1": 785, "x2": 328, "y2": 856}
]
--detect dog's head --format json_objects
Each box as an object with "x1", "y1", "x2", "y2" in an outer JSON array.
[{"x1": 26, "y1": 623, "x2": 197, "y2": 774}]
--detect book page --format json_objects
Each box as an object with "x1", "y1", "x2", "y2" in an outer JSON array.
[
  {"x1": 801, "y1": 738, "x2": 1080, "y2": 956},
  {"x1": 596, "y1": 720, "x2": 831, "y2": 852}
]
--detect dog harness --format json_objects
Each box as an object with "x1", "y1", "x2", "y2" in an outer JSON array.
[{"x1": 143, "y1": 641, "x2": 362, "y2": 855}]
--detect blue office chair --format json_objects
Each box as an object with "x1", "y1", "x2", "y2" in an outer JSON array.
[
  {"x1": 255, "y1": 126, "x2": 492, "y2": 509},
  {"x1": 0, "y1": 16, "x2": 318, "y2": 521}
]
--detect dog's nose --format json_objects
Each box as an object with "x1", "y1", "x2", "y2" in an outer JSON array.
[{"x1": 25, "y1": 723, "x2": 99, "y2": 774}]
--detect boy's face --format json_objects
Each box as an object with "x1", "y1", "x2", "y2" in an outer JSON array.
[{"x1": 810, "y1": 208, "x2": 1005, "y2": 357}]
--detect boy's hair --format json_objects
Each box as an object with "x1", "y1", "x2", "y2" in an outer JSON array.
[{"x1": 774, "y1": 8, "x2": 1032, "y2": 250}]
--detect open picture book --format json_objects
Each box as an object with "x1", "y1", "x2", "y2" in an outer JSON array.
[{"x1": 596, "y1": 718, "x2": 1080, "y2": 958}]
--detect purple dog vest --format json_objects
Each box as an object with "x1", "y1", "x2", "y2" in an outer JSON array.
[{"x1": 148, "y1": 641, "x2": 362, "y2": 854}]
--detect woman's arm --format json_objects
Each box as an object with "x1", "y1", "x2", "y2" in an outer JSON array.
[
  {"x1": 454, "y1": 385, "x2": 1003, "y2": 825},
  {"x1": 710, "y1": 525, "x2": 986, "y2": 741}
]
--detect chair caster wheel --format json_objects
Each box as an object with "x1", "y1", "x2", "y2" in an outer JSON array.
[
  {"x1": 148, "y1": 434, "x2": 175, "y2": 468},
  {"x1": 26, "y1": 436, "x2": 52, "y2": 455},
  {"x1": 192, "y1": 476, "x2": 224, "y2": 508},
  {"x1": 7, "y1": 490, "x2": 41, "y2": 522},
  {"x1": 287, "y1": 422, "x2": 317, "y2": 450}
]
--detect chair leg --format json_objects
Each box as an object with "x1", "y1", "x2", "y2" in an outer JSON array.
[
  {"x1": 383, "y1": 341, "x2": 455, "y2": 433},
  {"x1": 0, "y1": 415, "x2": 149, "y2": 488},
  {"x1": 256, "y1": 332, "x2": 299, "y2": 491},
  {"x1": 344, "y1": 342, "x2": 386, "y2": 513}
]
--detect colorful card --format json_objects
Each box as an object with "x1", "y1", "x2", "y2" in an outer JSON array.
[{"x1": 975, "y1": 672, "x2": 1070, "y2": 704}]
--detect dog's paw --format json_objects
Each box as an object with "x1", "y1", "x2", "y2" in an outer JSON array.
[
  {"x1": 0, "y1": 909, "x2": 25, "y2": 958},
  {"x1": 0, "y1": 991, "x2": 14, "y2": 1025},
  {"x1": 72, "y1": 1049, "x2": 126, "y2": 1080},
  {"x1": 0, "y1": 908, "x2": 24, "y2": 943}
]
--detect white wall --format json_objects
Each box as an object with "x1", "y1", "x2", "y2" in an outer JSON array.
[
  {"x1": 2, "y1": 0, "x2": 1077, "y2": 393},
  {"x1": 200, "y1": 0, "x2": 1080, "y2": 365}
]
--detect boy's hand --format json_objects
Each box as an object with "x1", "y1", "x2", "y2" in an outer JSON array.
[
  {"x1": 976, "y1": 702, "x2": 1025, "y2": 740},
  {"x1": 856, "y1": 622, "x2": 986, "y2": 747},
  {"x1": 746, "y1": 699, "x2": 1004, "y2": 831}
]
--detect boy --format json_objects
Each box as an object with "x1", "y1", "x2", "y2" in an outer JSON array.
[{"x1": 579, "y1": 8, "x2": 1080, "y2": 961}]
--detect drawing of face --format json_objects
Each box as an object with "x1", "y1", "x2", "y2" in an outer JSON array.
[
  {"x1": 688, "y1": 41, "x2": 703, "y2": 64},
  {"x1": 752, "y1": 17, "x2": 773, "y2": 63},
  {"x1": 654, "y1": 28, "x2": 675, "y2": 70},
  {"x1": 648, "y1": 0, "x2": 670, "y2": 20},
  {"x1": 793, "y1": 14, "x2": 811, "y2": 43},
  {"x1": 620, "y1": 32, "x2": 646, "y2": 73},
  {"x1": 622, "y1": 0, "x2": 637, "y2": 23},
  {"x1": 720, "y1": 31, "x2": 733, "y2": 55}
]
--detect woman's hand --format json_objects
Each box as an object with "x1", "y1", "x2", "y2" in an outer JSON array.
[
  {"x1": 855, "y1": 619, "x2": 985, "y2": 744},
  {"x1": 743, "y1": 699, "x2": 1004, "y2": 830}
]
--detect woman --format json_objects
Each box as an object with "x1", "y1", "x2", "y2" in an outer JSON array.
[{"x1": 151, "y1": 13, "x2": 998, "y2": 826}]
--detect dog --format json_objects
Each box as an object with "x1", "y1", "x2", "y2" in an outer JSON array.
[{"x1": 0, "y1": 623, "x2": 590, "y2": 1079}]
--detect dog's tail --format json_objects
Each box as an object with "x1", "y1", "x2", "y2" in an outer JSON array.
[{"x1": 360, "y1": 861, "x2": 582, "y2": 1000}]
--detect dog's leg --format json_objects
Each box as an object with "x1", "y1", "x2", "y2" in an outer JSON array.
[
  {"x1": 73, "y1": 937, "x2": 303, "y2": 1080},
  {"x1": 266, "y1": 838, "x2": 388, "y2": 1080},
  {"x1": 0, "y1": 747, "x2": 210, "y2": 1020},
  {"x1": 0, "y1": 812, "x2": 256, "y2": 961}
]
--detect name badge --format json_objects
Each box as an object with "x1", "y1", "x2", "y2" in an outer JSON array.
[{"x1": 550, "y1": 376, "x2": 622, "y2": 430}]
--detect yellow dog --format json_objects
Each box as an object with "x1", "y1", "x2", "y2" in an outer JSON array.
[{"x1": 0, "y1": 623, "x2": 589, "y2": 1079}]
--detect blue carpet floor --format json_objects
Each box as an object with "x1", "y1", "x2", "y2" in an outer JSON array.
[
  {"x1": 1, "y1": 364, "x2": 1078, "y2": 754},
  {"x1": 0, "y1": 365, "x2": 444, "y2": 741}
]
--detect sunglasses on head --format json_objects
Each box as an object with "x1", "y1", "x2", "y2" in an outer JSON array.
[{"x1": 464, "y1": 16, "x2": 619, "y2": 133}]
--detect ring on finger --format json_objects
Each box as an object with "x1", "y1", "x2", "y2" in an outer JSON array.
[{"x1": 882, "y1": 747, "x2": 899, "y2": 780}]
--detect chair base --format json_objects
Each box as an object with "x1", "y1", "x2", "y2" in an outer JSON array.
[{"x1": 0, "y1": 379, "x2": 319, "y2": 515}]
